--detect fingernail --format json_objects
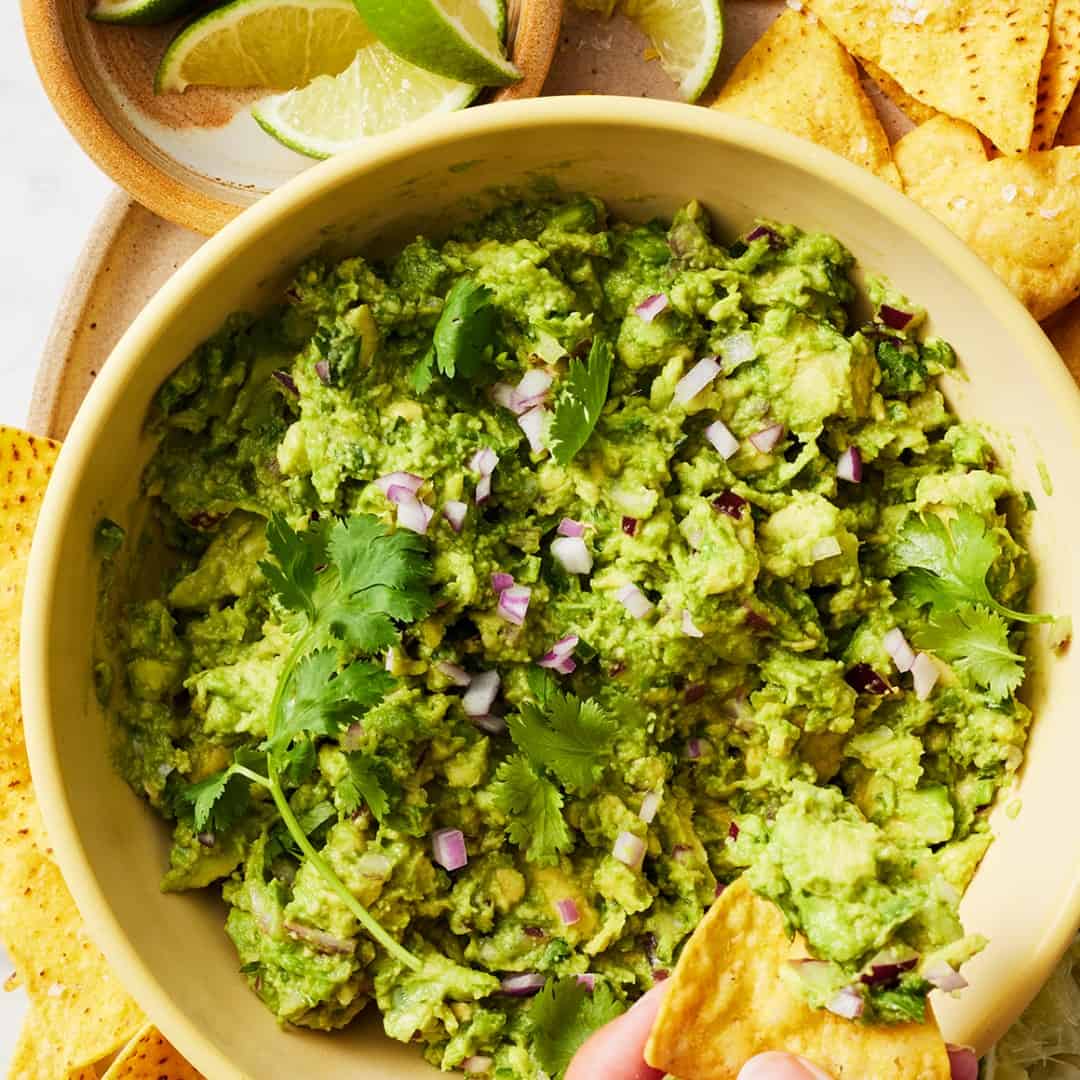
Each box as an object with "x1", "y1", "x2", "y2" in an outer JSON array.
[{"x1": 737, "y1": 1051, "x2": 833, "y2": 1080}]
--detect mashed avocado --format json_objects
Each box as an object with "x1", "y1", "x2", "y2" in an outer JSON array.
[{"x1": 99, "y1": 196, "x2": 1042, "y2": 1074}]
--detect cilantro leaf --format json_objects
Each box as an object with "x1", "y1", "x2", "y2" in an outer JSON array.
[
  {"x1": 259, "y1": 513, "x2": 323, "y2": 618},
  {"x1": 508, "y1": 692, "x2": 615, "y2": 793},
  {"x1": 492, "y1": 755, "x2": 573, "y2": 865},
  {"x1": 894, "y1": 509, "x2": 1050, "y2": 624},
  {"x1": 549, "y1": 336, "x2": 613, "y2": 467},
  {"x1": 180, "y1": 764, "x2": 254, "y2": 834},
  {"x1": 913, "y1": 604, "x2": 1025, "y2": 700},
  {"x1": 339, "y1": 752, "x2": 399, "y2": 821},
  {"x1": 413, "y1": 276, "x2": 496, "y2": 389},
  {"x1": 268, "y1": 650, "x2": 394, "y2": 754},
  {"x1": 527, "y1": 977, "x2": 625, "y2": 1079}
]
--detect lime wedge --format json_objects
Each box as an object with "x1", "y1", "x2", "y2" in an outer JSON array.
[
  {"x1": 351, "y1": 0, "x2": 519, "y2": 87},
  {"x1": 88, "y1": 0, "x2": 197, "y2": 25},
  {"x1": 622, "y1": 0, "x2": 724, "y2": 102},
  {"x1": 155, "y1": 0, "x2": 374, "y2": 93},
  {"x1": 252, "y1": 43, "x2": 480, "y2": 158}
]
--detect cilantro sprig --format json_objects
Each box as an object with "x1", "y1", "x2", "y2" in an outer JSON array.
[
  {"x1": 491, "y1": 755, "x2": 573, "y2": 865},
  {"x1": 894, "y1": 509, "x2": 1051, "y2": 625},
  {"x1": 412, "y1": 275, "x2": 498, "y2": 392},
  {"x1": 527, "y1": 977, "x2": 625, "y2": 1079},
  {"x1": 549, "y1": 336, "x2": 613, "y2": 467},
  {"x1": 182, "y1": 512, "x2": 434, "y2": 970},
  {"x1": 913, "y1": 605, "x2": 1025, "y2": 700}
]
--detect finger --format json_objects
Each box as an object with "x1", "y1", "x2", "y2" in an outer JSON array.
[
  {"x1": 738, "y1": 1052, "x2": 834, "y2": 1080},
  {"x1": 565, "y1": 981, "x2": 671, "y2": 1080}
]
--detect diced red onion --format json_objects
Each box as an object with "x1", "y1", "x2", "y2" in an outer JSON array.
[
  {"x1": 946, "y1": 1047, "x2": 978, "y2": 1080},
  {"x1": 497, "y1": 585, "x2": 532, "y2": 626},
  {"x1": 443, "y1": 500, "x2": 467, "y2": 533},
  {"x1": 356, "y1": 852, "x2": 393, "y2": 879},
  {"x1": 517, "y1": 406, "x2": 547, "y2": 453},
  {"x1": 576, "y1": 973, "x2": 596, "y2": 991},
  {"x1": 685, "y1": 683, "x2": 706, "y2": 703},
  {"x1": 746, "y1": 224, "x2": 783, "y2": 247},
  {"x1": 384, "y1": 647, "x2": 397, "y2": 673},
  {"x1": 272, "y1": 369, "x2": 298, "y2": 395},
  {"x1": 538, "y1": 635, "x2": 579, "y2": 674},
  {"x1": 880, "y1": 304, "x2": 913, "y2": 331},
  {"x1": 516, "y1": 368, "x2": 553, "y2": 408},
  {"x1": 860, "y1": 954, "x2": 918, "y2": 987},
  {"x1": 884, "y1": 628, "x2": 916, "y2": 673},
  {"x1": 431, "y1": 828, "x2": 468, "y2": 872},
  {"x1": 845, "y1": 663, "x2": 892, "y2": 694},
  {"x1": 463, "y1": 671, "x2": 500, "y2": 716},
  {"x1": 635, "y1": 293, "x2": 669, "y2": 322},
  {"x1": 474, "y1": 474, "x2": 492, "y2": 505},
  {"x1": 556, "y1": 898, "x2": 580, "y2": 926},
  {"x1": 616, "y1": 584, "x2": 654, "y2": 619},
  {"x1": 720, "y1": 331, "x2": 754, "y2": 367},
  {"x1": 472, "y1": 714, "x2": 507, "y2": 735},
  {"x1": 341, "y1": 722, "x2": 364, "y2": 751},
  {"x1": 705, "y1": 419, "x2": 740, "y2": 460},
  {"x1": 500, "y1": 973, "x2": 546, "y2": 996},
  {"x1": 836, "y1": 446, "x2": 862, "y2": 484},
  {"x1": 491, "y1": 382, "x2": 518, "y2": 412},
  {"x1": 715, "y1": 882, "x2": 727, "y2": 897},
  {"x1": 681, "y1": 609, "x2": 704, "y2": 638},
  {"x1": 462, "y1": 1056, "x2": 493, "y2": 1075},
  {"x1": 436, "y1": 661, "x2": 472, "y2": 687},
  {"x1": 674, "y1": 356, "x2": 722, "y2": 405},
  {"x1": 621, "y1": 516, "x2": 638, "y2": 536},
  {"x1": 314, "y1": 359, "x2": 331, "y2": 385},
  {"x1": 613, "y1": 830, "x2": 646, "y2": 870},
  {"x1": 468, "y1": 447, "x2": 498, "y2": 476},
  {"x1": 376, "y1": 471, "x2": 424, "y2": 496},
  {"x1": 925, "y1": 962, "x2": 968, "y2": 992},
  {"x1": 912, "y1": 653, "x2": 939, "y2": 701},
  {"x1": 713, "y1": 491, "x2": 747, "y2": 519},
  {"x1": 552, "y1": 536, "x2": 593, "y2": 575},
  {"x1": 394, "y1": 491, "x2": 434, "y2": 535},
  {"x1": 523, "y1": 926, "x2": 545, "y2": 939},
  {"x1": 749, "y1": 423, "x2": 784, "y2": 453},
  {"x1": 826, "y1": 987, "x2": 865, "y2": 1020},
  {"x1": 812, "y1": 536, "x2": 842, "y2": 562},
  {"x1": 638, "y1": 791, "x2": 661, "y2": 824},
  {"x1": 197, "y1": 831, "x2": 215, "y2": 848},
  {"x1": 284, "y1": 921, "x2": 356, "y2": 955},
  {"x1": 557, "y1": 517, "x2": 585, "y2": 538},
  {"x1": 491, "y1": 572, "x2": 514, "y2": 593},
  {"x1": 686, "y1": 737, "x2": 709, "y2": 760},
  {"x1": 728, "y1": 821, "x2": 740, "y2": 840}
]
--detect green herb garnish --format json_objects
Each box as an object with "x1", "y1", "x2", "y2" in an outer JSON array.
[
  {"x1": 491, "y1": 754, "x2": 573, "y2": 865},
  {"x1": 412, "y1": 275, "x2": 497, "y2": 392},
  {"x1": 526, "y1": 977, "x2": 625, "y2": 1079},
  {"x1": 549, "y1": 336, "x2": 613, "y2": 466},
  {"x1": 913, "y1": 605, "x2": 1025, "y2": 700}
]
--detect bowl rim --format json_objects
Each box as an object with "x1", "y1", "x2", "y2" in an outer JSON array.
[
  {"x1": 18, "y1": 0, "x2": 562, "y2": 237},
  {"x1": 21, "y1": 96, "x2": 1080, "y2": 1077}
]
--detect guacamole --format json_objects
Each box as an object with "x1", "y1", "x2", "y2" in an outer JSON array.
[{"x1": 99, "y1": 195, "x2": 1043, "y2": 1074}]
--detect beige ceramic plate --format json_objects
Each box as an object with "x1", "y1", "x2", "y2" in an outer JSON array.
[
  {"x1": 21, "y1": 98, "x2": 1080, "y2": 1078},
  {"x1": 21, "y1": 0, "x2": 562, "y2": 234}
]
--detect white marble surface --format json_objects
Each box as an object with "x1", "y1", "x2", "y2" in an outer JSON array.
[{"x1": 0, "y1": 4, "x2": 114, "y2": 1068}]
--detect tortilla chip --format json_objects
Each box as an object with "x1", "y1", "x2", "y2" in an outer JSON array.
[
  {"x1": 806, "y1": 0, "x2": 1053, "y2": 155},
  {"x1": 895, "y1": 136, "x2": 1080, "y2": 319},
  {"x1": 0, "y1": 427, "x2": 145, "y2": 1074},
  {"x1": 8, "y1": 1009, "x2": 99, "y2": 1079},
  {"x1": 100, "y1": 1024, "x2": 203, "y2": 1080},
  {"x1": 1032, "y1": 1, "x2": 1080, "y2": 149},
  {"x1": 1045, "y1": 297, "x2": 1080, "y2": 382},
  {"x1": 711, "y1": 10, "x2": 901, "y2": 187},
  {"x1": 1057, "y1": 83, "x2": 1080, "y2": 144},
  {"x1": 894, "y1": 114, "x2": 989, "y2": 190},
  {"x1": 644, "y1": 878, "x2": 950, "y2": 1080},
  {"x1": 860, "y1": 57, "x2": 937, "y2": 125}
]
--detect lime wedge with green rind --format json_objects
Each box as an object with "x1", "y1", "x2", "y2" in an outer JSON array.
[
  {"x1": 155, "y1": 0, "x2": 374, "y2": 93},
  {"x1": 89, "y1": 0, "x2": 198, "y2": 26},
  {"x1": 350, "y1": 0, "x2": 518, "y2": 87}
]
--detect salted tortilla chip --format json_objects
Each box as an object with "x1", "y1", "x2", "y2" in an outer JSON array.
[
  {"x1": 100, "y1": 1024, "x2": 203, "y2": 1080},
  {"x1": 860, "y1": 57, "x2": 937, "y2": 125},
  {"x1": 894, "y1": 114, "x2": 988, "y2": 190},
  {"x1": 895, "y1": 135, "x2": 1080, "y2": 319},
  {"x1": 806, "y1": 0, "x2": 1053, "y2": 155},
  {"x1": 711, "y1": 10, "x2": 901, "y2": 187},
  {"x1": 8, "y1": 1009, "x2": 99, "y2": 1079},
  {"x1": 1056, "y1": 83, "x2": 1080, "y2": 144},
  {"x1": 1032, "y1": 1, "x2": 1080, "y2": 149},
  {"x1": 0, "y1": 427, "x2": 145, "y2": 1074},
  {"x1": 644, "y1": 878, "x2": 950, "y2": 1080}
]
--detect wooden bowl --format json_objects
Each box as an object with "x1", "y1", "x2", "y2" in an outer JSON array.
[{"x1": 21, "y1": 0, "x2": 563, "y2": 234}]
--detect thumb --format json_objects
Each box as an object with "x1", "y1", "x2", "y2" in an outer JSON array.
[
  {"x1": 565, "y1": 981, "x2": 671, "y2": 1080},
  {"x1": 738, "y1": 1052, "x2": 834, "y2": 1080}
]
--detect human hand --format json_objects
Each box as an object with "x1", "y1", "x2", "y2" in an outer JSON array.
[{"x1": 564, "y1": 983, "x2": 833, "y2": 1080}]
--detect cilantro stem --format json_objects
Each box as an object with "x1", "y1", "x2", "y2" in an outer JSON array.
[{"x1": 265, "y1": 630, "x2": 420, "y2": 972}]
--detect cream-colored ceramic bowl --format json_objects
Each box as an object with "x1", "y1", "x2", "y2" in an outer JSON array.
[{"x1": 22, "y1": 98, "x2": 1080, "y2": 1078}]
